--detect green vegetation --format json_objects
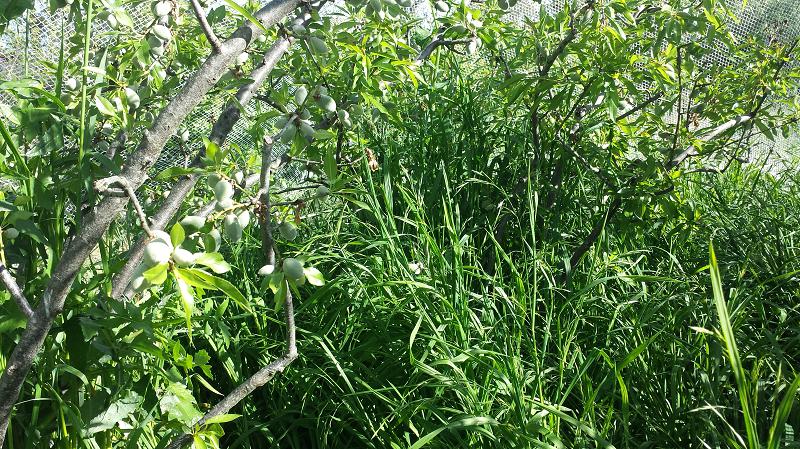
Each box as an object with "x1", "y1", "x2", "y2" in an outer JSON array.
[{"x1": 1, "y1": 0, "x2": 800, "y2": 447}]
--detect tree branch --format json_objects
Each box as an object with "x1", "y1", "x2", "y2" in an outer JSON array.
[
  {"x1": 94, "y1": 175, "x2": 154, "y2": 238},
  {"x1": 615, "y1": 92, "x2": 663, "y2": 122},
  {"x1": 190, "y1": 0, "x2": 222, "y2": 53},
  {"x1": 0, "y1": 264, "x2": 33, "y2": 320},
  {"x1": 416, "y1": 31, "x2": 472, "y2": 61},
  {"x1": 111, "y1": 36, "x2": 293, "y2": 299},
  {"x1": 539, "y1": 1, "x2": 595, "y2": 77},
  {"x1": 0, "y1": 0, "x2": 300, "y2": 443},
  {"x1": 259, "y1": 136, "x2": 276, "y2": 266},
  {"x1": 163, "y1": 135, "x2": 297, "y2": 449}
]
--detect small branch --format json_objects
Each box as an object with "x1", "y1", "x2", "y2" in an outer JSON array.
[
  {"x1": 94, "y1": 176, "x2": 153, "y2": 238},
  {"x1": 110, "y1": 36, "x2": 294, "y2": 299},
  {"x1": 259, "y1": 136, "x2": 276, "y2": 266},
  {"x1": 190, "y1": 0, "x2": 222, "y2": 53},
  {"x1": 565, "y1": 195, "x2": 623, "y2": 280},
  {"x1": 668, "y1": 47, "x2": 683, "y2": 163},
  {"x1": 254, "y1": 93, "x2": 288, "y2": 113},
  {"x1": 164, "y1": 346, "x2": 297, "y2": 449},
  {"x1": 0, "y1": 264, "x2": 33, "y2": 319},
  {"x1": 416, "y1": 31, "x2": 472, "y2": 61},
  {"x1": 616, "y1": 92, "x2": 663, "y2": 122},
  {"x1": 539, "y1": 1, "x2": 595, "y2": 77},
  {"x1": 274, "y1": 183, "x2": 323, "y2": 195},
  {"x1": 554, "y1": 136, "x2": 618, "y2": 191}
]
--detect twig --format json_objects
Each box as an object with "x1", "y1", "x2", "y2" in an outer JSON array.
[
  {"x1": 190, "y1": 0, "x2": 222, "y2": 53},
  {"x1": 0, "y1": 264, "x2": 33, "y2": 320},
  {"x1": 416, "y1": 31, "x2": 472, "y2": 61},
  {"x1": 539, "y1": 1, "x2": 595, "y2": 77},
  {"x1": 94, "y1": 176, "x2": 153, "y2": 238},
  {"x1": 260, "y1": 136, "x2": 276, "y2": 266},
  {"x1": 616, "y1": 92, "x2": 663, "y2": 122}
]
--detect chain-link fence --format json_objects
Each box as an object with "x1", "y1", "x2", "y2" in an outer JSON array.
[{"x1": 1, "y1": 0, "x2": 799, "y2": 182}]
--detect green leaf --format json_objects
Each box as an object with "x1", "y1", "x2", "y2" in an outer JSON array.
[
  {"x1": 194, "y1": 252, "x2": 231, "y2": 274},
  {"x1": 222, "y1": 0, "x2": 269, "y2": 34},
  {"x1": 160, "y1": 382, "x2": 202, "y2": 426},
  {"x1": 155, "y1": 166, "x2": 205, "y2": 181},
  {"x1": 274, "y1": 278, "x2": 287, "y2": 312},
  {"x1": 143, "y1": 263, "x2": 169, "y2": 285},
  {"x1": 175, "y1": 275, "x2": 195, "y2": 334},
  {"x1": 709, "y1": 242, "x2": 759, "y2": 448},
  {"x1": 193, "y1": 435, "x2": 208, "y2": 449},
  {"x1": 203, "y1": 414, "x2": 242, "y2": 426},
  {"x1": 87, "y1": 392, "x2": 142, "y2": 434},
  {"x1": 171, "y1": 222, "x2": 186, "y2": 247},
  {"x1": 95, "y1": 95, "x2": 116, "y2": 117},
  {"x1": 178, "y1": 268, "x2": 252, "y2": 313},
  {"x1": 304, "y1": 267, "x2": 325, "y2": 286}
]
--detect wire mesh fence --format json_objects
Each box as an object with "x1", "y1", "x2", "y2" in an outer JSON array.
[{"x1": 1, "y1": 0, "x2": 798, "y2": 184}]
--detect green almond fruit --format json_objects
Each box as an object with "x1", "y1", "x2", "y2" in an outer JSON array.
[
  {"x1": 316, "y1": 94, "x2": 336, "y2": 113},
  {"x1": 299, "y1": 108, "x2": 311, "y2": 120},
  {"x1": 204, "y1": 229, "x2": 222, "y2": 252},
  {"x1": 152, "y1": 24, "x2": 172, "y2": 41},
  {"x1": 215, "y1": 198, "x2": 234, "y2": 211},
  {"x1": 2, "y1": 227, "x2": 19, "y2": 240},
  {"x1": 60, "y1": 92, "x2": 74, "y2": 106},
  {"x1": 147, "y1": 35, "x2": 164, "y2": 49},
  {"x1": 315, "y1": 185, "x2": 330, "y2": 198},
  {"x1": 280, "y1": 122, "x2": 297, "y2": 143},
  {"x1": 237, "y1": 210, "x2": 251, "y2": 228},
  {"x1": 299, "y1": 121, "x2": 315, "y2": 139},
  {"x1": 278, "y1": 222, "x2": 298, "y2": 241},
  {"x1": 125, "y1": 87, "x2": 140, "y2": 109},
  {"x1": 223, "y1": 214, "x2": 243, "y2": 242},
  {"x1": 151, "y1": 230, "x2": 173, "y2": 248},
  {"x1": 207, "y1": 173, "x2": 221, "y2": 188},
  {"x1": 283, "y1": 258, "x2": 305, "y2": 282},
  {"x1": 294, "y1": 86, "x2": 308, "y2": 105},
  {"x1": 292, "y1": 23, "x2": 307, "y2": 35},
  {"x1": 275, "y1": 114, "x2": 290, "y2": 129},
  {"x1": 172, "y1": 248, "x2": 197, "y2": 266},
  {"x1": 434, "y1": 1, "x2": 448, "y2": 12},
  {"x1": 150, "y1": 44, "x2": 165, "y2": 57},
  {"x1": 130, "y1": 274, "x2": 151, "y2": 293},
  {"x1": 64, "y1": 78, "x2": 79, "y2": 91},
  {"x1": 143, "y1": 241, "x2": 172, "y2": 266},
  {"x1": 214, "y1": 179, "x2": 234, "y2": 202},
  {"x1": 180, "y1": 215, "x2": 206, "y2": 232},
  {"x1": 258, "y1": 264, "x2": 275, "y2": 276},
  {"x1": 153, "y1": 0, "x2": 171, "y2": 17},
  {"x1": 308, "y1": 36, "x2": 329, "y2": 55}
]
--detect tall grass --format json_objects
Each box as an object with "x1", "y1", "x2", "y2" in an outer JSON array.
[{"x1": 211, "y1": 84, "x2": 800, "y2": 447}]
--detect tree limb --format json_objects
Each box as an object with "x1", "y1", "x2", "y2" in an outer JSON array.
[
  {"x1": 416, "y1": 31, "x2": 472, "y2": 61},
  {"x1": 94, "y1": 175, "x2": 154, "y2": 238},
  {"x1": 0, "y1": 264, "x2": 33, "y2": 320},
  {"x1": 190, "y1": 0, "x2": 222, "y2": 53},
  {"x1": 0, "y1": 0, "x2": 300, "y2": 443},
  {"x1": 110, "y1": 36, "x2": 293, "y2": 299}
]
